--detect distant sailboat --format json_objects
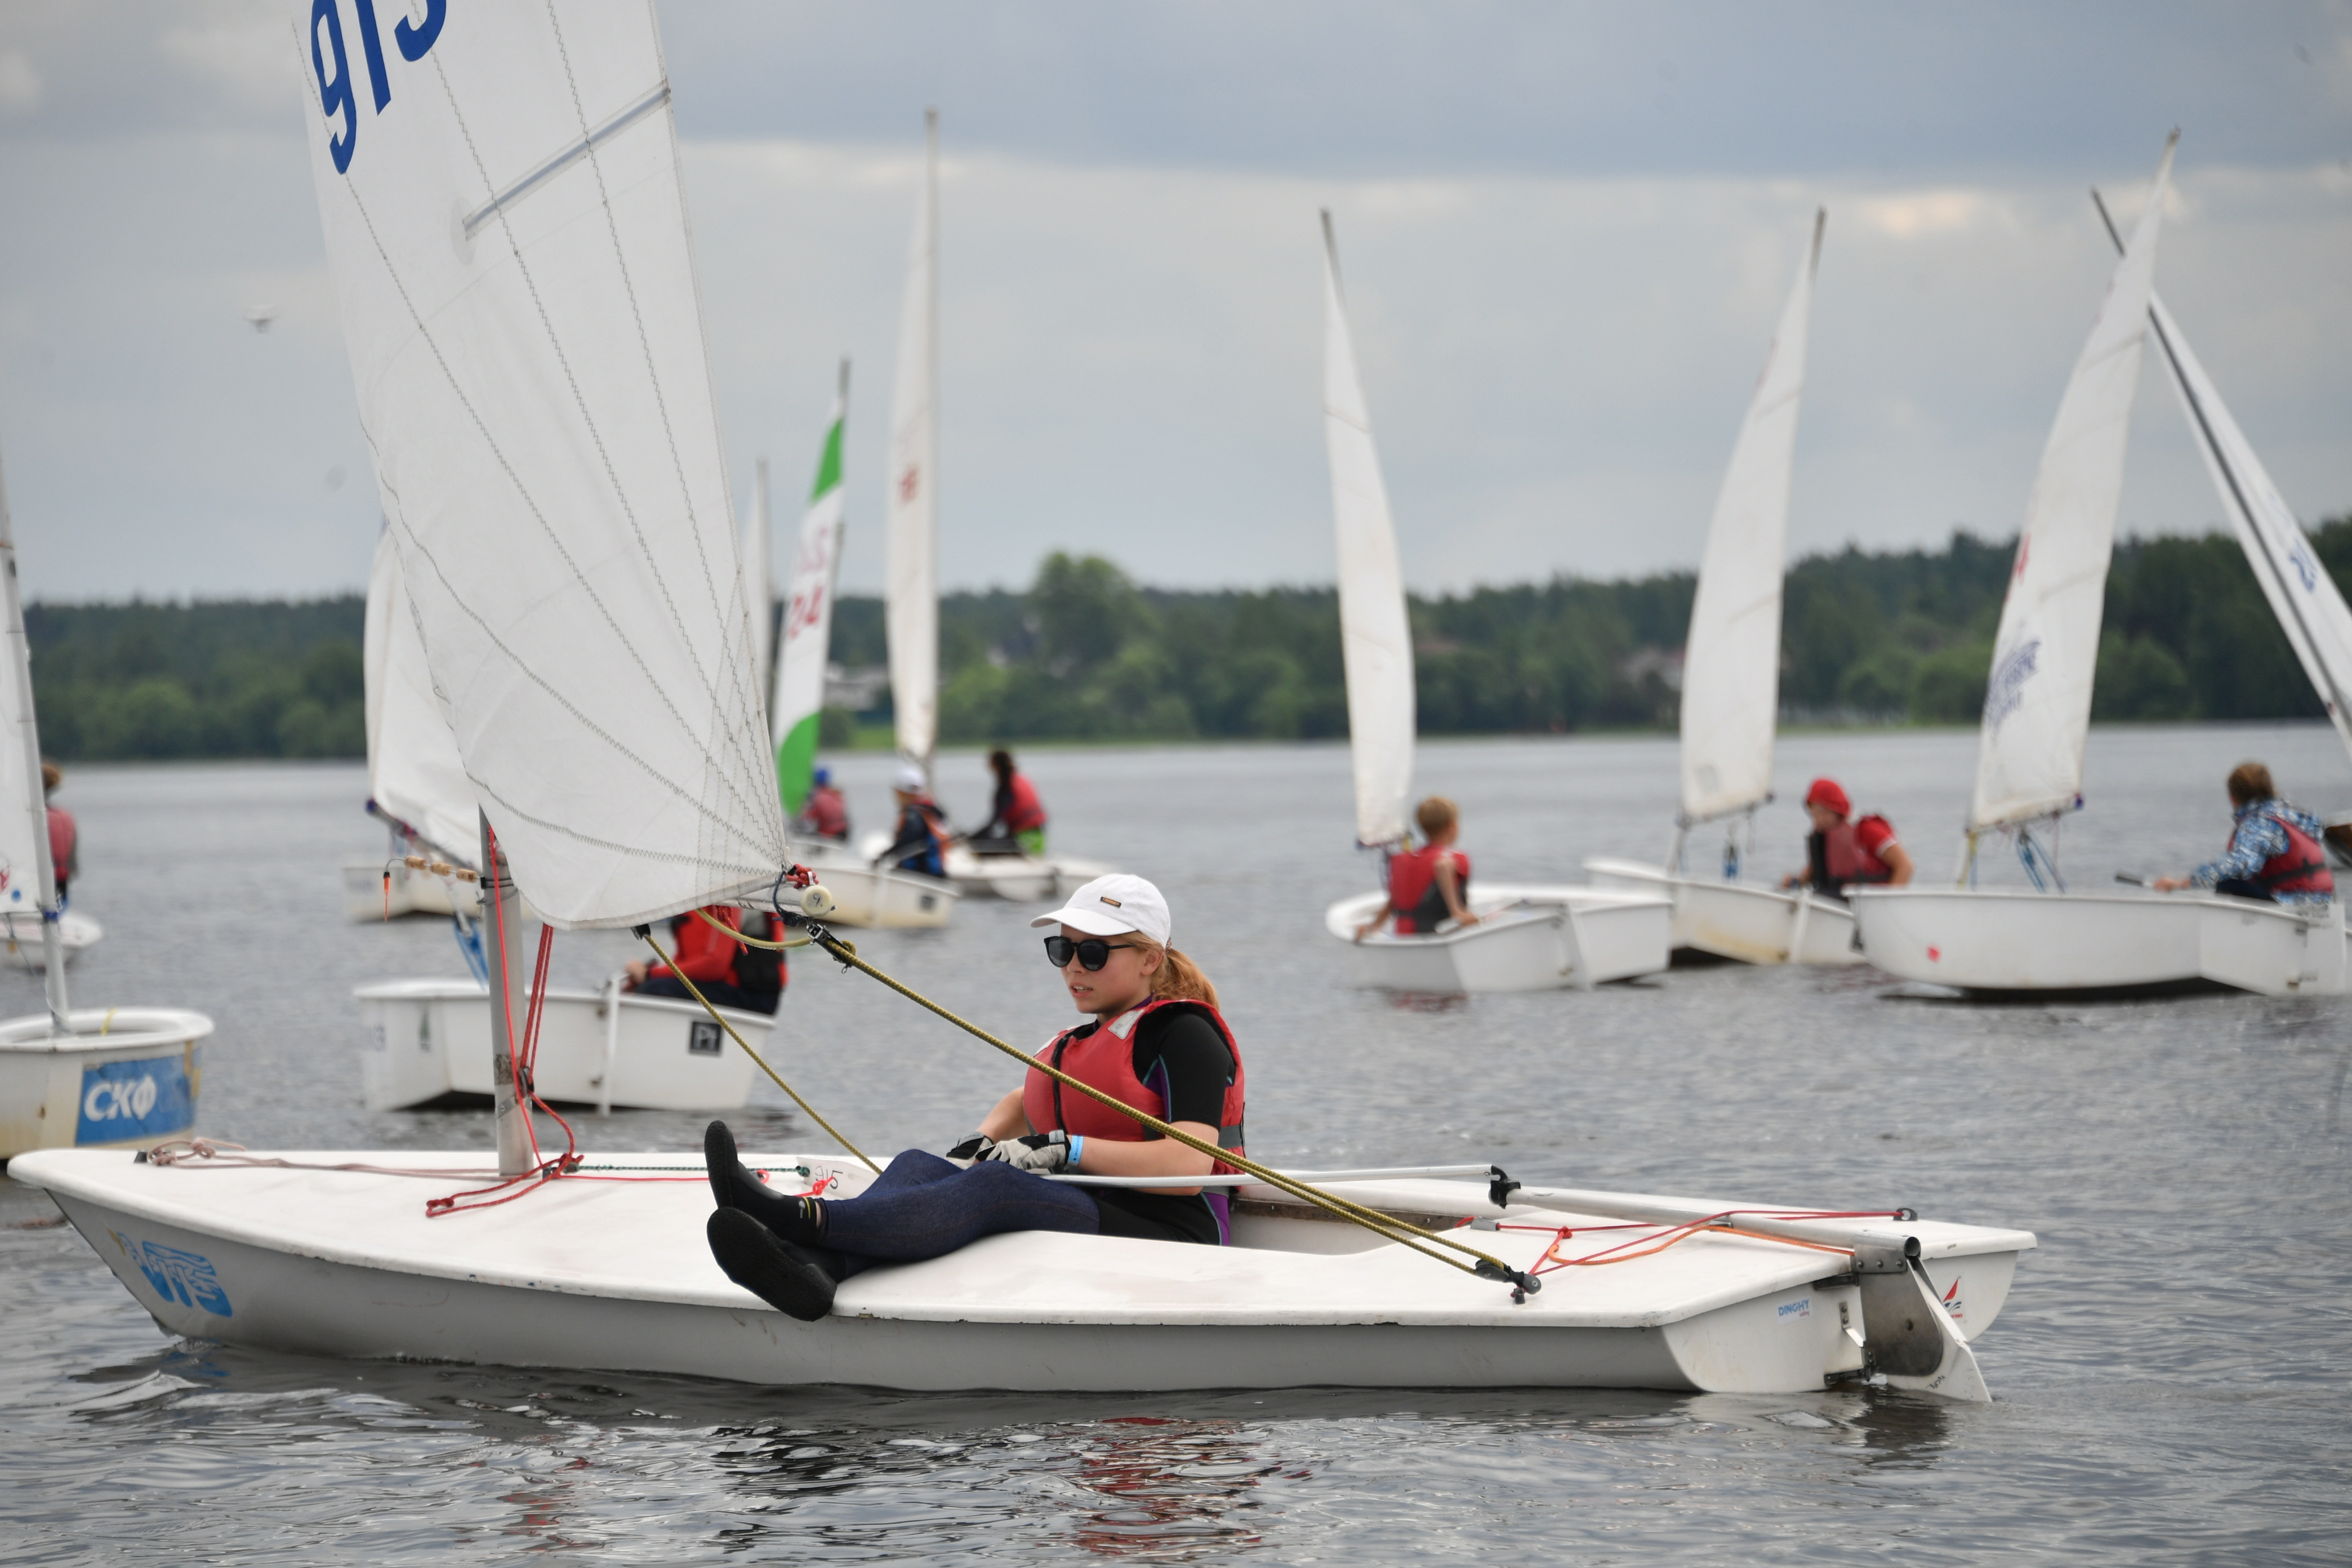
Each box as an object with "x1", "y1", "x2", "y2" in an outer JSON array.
[
  {"x1": 1316, "y1": 212, "x2": 1669, "y2": 991},
  {"x1": 0, "y1": 441, "x2": 210, "y2": 1157},
  {"x1": 1854, "y1": 135, "x2": 2346, "y2": 997},
  {"x1": 774, "y1": 364, "x2": 849, "y2": 823},
  {"x1": 1583, "y1": 213, "x2": 1859, "y2": 964}
]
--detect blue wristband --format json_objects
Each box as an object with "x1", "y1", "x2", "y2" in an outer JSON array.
[{"x1": 1068, "y1": 1135, "x2": 1084, "y2": 1169}]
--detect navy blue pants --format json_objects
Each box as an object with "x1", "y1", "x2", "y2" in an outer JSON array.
[{"x1": 821, "y1": 1150, "x2": 1099, "y2": 1276}]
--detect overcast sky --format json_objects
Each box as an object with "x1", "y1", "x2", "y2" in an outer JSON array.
[{"x1": 2, "y1": 1, "x2": 2349, "y2": 603}]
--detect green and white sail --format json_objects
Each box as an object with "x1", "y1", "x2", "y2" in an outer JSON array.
[{"x1": 773, "y1": 362, "x2": 850, "y2": 816}]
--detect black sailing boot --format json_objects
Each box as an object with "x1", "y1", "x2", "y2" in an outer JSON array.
[
  {"x1": 704, "y1": 1120, "x2": 827, "y2": 1245},
  {"x1": 707, "y1": 1208, "x2": 838, "y2": 1321}
]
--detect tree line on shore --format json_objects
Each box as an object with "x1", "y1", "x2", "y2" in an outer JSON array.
[{"x1": 25, "y1": 515, "x2": 2350, "y2": 760}]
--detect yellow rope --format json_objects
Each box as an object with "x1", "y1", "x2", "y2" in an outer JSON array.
[
  {"x1": 807, "y1": 930, "x2": 1533, "y2": 1290},
  {"x1": 637, "y1": 930, "x2": 880, "y2": 1174}
]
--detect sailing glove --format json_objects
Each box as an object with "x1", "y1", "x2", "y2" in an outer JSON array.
[
  {"x1": 944, "y1": 1133, "x2": 996, "y2": 1161},
  {"x1": 982, "y1": 1130, "x2": 1072, "y2": 1172}
]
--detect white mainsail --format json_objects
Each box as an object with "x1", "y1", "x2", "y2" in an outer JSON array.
[
  {"x1": 742, "y1": 457, "x2": 772, "y2": 696},
  {"x1": 0, "y1": 444, "x2": 69, "y2": 1023},
  {"x1": 773, "y1": 363, "x2": 850, "y2": 815},
  {"x1": 362, "y1": 527, "x2": 477, "y2": 863},
  {"x1": 1678, "y1": 211, "x2": 1825, "y2": 825},
  {"x1": 885, "y1": 110, "x2": 940, "y2": 780},
  {"x1": 298, "y1": 0, "x2": 786, "y2": 928},
  {"x1": 2148, "y1": 296, "x2": 2352, "y2": 760},
  {"x1": 1970, "y1": 135, "x2": 2175, "y2": 832},
  {"x1": 1321, "y1": 211, "x2": 1415, "y2": 849}
]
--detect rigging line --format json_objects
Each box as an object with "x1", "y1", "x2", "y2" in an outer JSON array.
[
  {"x1": 545, "y1": 6, "x2": 761, "y2": 758},
  {"x1": 638, "y1": 928, "x2": 880, "y2": 1173},
  {"x1": 2092, "y1": 190, "x2": 2352, "y2": 731},
  {"x1": 389, "y1": 515, "x2": 773, "y2": 865},
  {"x1": 415, "y1": 56, "x2": 770, "y2": 836},
  {"x1": 808, "y1": 930, "x2": 1538, "y2": 1293}
]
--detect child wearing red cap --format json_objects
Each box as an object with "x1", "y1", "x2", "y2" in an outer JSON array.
[{"x1": 1780, "y1": 777, "x2": 1913, "y2": 898}]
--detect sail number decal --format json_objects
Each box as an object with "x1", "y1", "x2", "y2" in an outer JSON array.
[
  {"x1": 1982, "y1": 636, "x2": 2041, "y2": 730},
  {"x1": 310, "y1": 0, "x2": 447, "y2": 174}
]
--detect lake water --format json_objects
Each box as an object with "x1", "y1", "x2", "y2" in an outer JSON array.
[{"x1": 5, "y1": 725, "x2": 2349, "y2": 1563}]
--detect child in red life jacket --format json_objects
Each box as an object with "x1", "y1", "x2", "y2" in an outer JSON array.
[
  {"x1": 1357, "y1": 795, "x2": 1478, "y2": 940},
  {"x1": 699, "y1": 874, "x2": 1242, "y2": 1322},
  {"x1": 1780, "y1": 777, "x2": 1914, "y2": 899},
  {"x1": 622, "y1": 906, "x2": 785, "y2": 1014},
  {"x1": 2153, "y1": 760, "x2": 2335, "y2": 905}
]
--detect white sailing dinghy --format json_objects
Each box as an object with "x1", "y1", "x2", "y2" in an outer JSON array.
[
  {"x1": 0, "y1": 445, "x2": 211, "y2": 1159},
  {"x1": 14, "y1": 6, "x2": 2034, "y2": 1401},
  {"x1": 1584, "y1": 214, "x2": 1858, "y2": 966},
  {"x1": 1316, "y1": 214, "x2": 1668, "y2": 991},
  {"x1": 798, "y1": 117, "x2": 960, "y2": 929},
  {"x1": 347, "y1": 540, "x2": 772, "y2": 1114},
  {"x1": 853, "y1": 111, "x2": 1102, "y2": 910},
  {"x1": 1853, "y1": 136, "x2": 2348, "y2": 996}
]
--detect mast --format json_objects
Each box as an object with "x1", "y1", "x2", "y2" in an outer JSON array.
[
  {"x1": 0, "y1": 443, "x2": 69, "y2": 1034},
  {"x1": 479, "y1": 809, "x2": 533, "y2": 1178}
]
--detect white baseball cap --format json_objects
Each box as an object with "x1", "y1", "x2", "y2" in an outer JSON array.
[
  {"x1": 1030, "y1": 874, "x2": 1171, "y2": 946},
  {"x1": 893, "y1": 763, "x2": 927, "y2": 792}
]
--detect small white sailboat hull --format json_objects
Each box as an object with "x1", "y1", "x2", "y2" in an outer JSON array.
[
  {"x1": 1324, "y1": 884, "x2": 1670, "y2": 992},
  {"x1": 15, "y1": 1149, "x2": 2030, "y2": 1397},
  {"x1": 1851, "y1": 888, "x2": 2349, "y2": 997},
  {"x1": 0, "y1": 1008, "x2": 212, "y2": 1161},
  {"x1": 354, "y1": 981, "x2": 769, "y2": 1112},
  {"x1": 1583, "y1": 857, "x2": 1863, "y2": 966},
  {"x1": 340, "y1": 856, "x2": 476, "y2": 921},
  {"x1": 942, "y1": 843, "x2": 1112, "y2": 902},
  {"x1": 797, "y1": 843, "x2": 957, "y2": 929},
  {"x1": 1, "y1": 910, "x2": 103, "y2": 969}
]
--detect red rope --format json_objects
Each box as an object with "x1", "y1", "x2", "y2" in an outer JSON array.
[{"x1": 1517, "y1": 1208, "x2": 1907, "y2": 1276}]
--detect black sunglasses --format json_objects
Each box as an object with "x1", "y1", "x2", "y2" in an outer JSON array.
[{"x1": 1044, "y1": 935, "x2": 1138, "y2": 971}]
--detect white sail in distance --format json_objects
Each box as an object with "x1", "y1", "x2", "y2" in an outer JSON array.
[
  {"x1": 774, "y1": 362, "x2": 850, "y2": 816},
  {"x1": 296, "y1": 0, "x2": 786, "y2": 928},
  {"x1": 1321, "y1": 211, "x2": 1416, "y2": 849},
  {"x1": 0, "y1": 446, "x2": 63, "y2": 930},
  {"x1": 885, "y1": 110, "x2": 940, "y2": 781},
  {"x1": 363, "y1": 527, "x2": 478, "y2": 863},
  {"x1": 1970, "y1": 134, "x2": 2175, "y2": 832},
  {"x1": 1678, "y1": 210, "x2": 1825, "y2": 825}
]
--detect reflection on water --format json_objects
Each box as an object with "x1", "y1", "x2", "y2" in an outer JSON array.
[{"x1": 5, "y1": 732, "x2": 2352, "y2": 1562}]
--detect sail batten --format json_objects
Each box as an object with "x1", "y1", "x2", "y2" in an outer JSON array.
[
  {"x1": 1968, "y1": 136, "x2": 2175, "y2": 833},
  {"x1": 1322, "y1": 212, "x2": 1415, "y2": 849},
  {"x1": 299, "y1": 1, "x2": 786, "y2": 928},
  {"x1": 885, "y1": 112, "x2": 940, "y2": 779},
  {"x1": 1678, "y1": 211, "x2": 1824, "y2": 825}
]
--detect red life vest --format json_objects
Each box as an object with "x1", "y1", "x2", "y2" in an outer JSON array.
[
  {"x1": 1386, "y1": 843, "x2": 1470, "y2": 934},
  {"x1": 2245, "y1": 810, "x2": 2335, "y2": 896},
  {"x1": 801, "y1": 786, "x2": 849, "y2": 841},
  {"x1": 1021, "y1": 997, "x2": 1247, "y2": 1175},
  {"x1": 46, "y1": 807, "x2": 74, "y2": 889},
  {"x1": 1812, "y1": 816, "x2": 1896, "y2": 892},
  {"x1": 1001, "y1": 772, "x2": 1046, "y2": 834}
]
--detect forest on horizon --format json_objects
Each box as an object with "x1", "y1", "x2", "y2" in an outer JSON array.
[{"x1": 23, "y1": 516, "x2": 2352, "y2": 762}]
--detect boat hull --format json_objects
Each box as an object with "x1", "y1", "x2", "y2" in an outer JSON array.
[
  {"x1": 1851, "y1": 888, "x2": 2350, "y2": 996},
  {"x1": 341, "y1": 856, "x2": 475, "y2": 921},
  {"x1": 0, "y1": 1008, "x2": 213, "y2": 1161},
  {"x1": 0, "y1": 910, "x2": 104, "y2": 970},
  {"x1": 1584, "y1": 857, "x2": 1863, "y2": 966},
  {"x1": 354, "y1": 981, "x2": 768, "y2": 1112},
  {"x1": 941, "y1": 844, "x2": 1112, "y2": 902},
  {"x1": 16, "y1": 1150, "x2": 2029, "y2": 1397},
  {"x1": 796, "y1": 844, "x2": 957, "y2": 928},
  {"x1": 1324, "y1": 884, "x2": 1671, "y2": 992}
]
